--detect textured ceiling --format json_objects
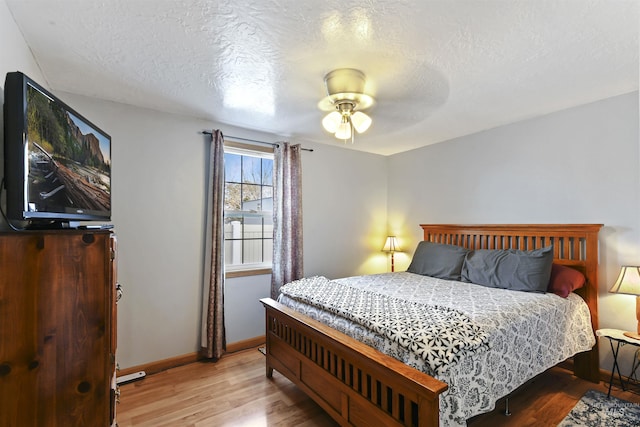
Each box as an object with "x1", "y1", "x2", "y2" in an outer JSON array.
[{"x1": 5, "y1": 0, "x2": 639, "y2": 155}]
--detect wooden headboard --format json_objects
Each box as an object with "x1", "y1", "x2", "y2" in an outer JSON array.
[{"x1": 420, "y1": 223, "x2": 603, "y2": 382}]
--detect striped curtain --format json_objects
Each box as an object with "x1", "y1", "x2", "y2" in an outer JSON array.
[
  {"x1": 201, "y1": 129, "x2": 226, "y2": 360},
  {"x1": 271, "y1": 142, "x2": 304, "y2": 298}
]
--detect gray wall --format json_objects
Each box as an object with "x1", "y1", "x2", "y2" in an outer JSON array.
[{"x1": 388, "y1": 91, "x2": 640, "y2": 370}]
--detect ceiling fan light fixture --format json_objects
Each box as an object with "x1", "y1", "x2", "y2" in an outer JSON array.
[
  {"x1": 322, "y1": 111, "x2": 342, "y2": 133},
  {"x1": 319, "y1": 68, "x2": 375, "y2": 144},
  {"x1": 351, "y1": 111, "x2": 372, "y2": 133},
  {"x1": 335, "y1": 119, "x2": 352, "y2": 140}
]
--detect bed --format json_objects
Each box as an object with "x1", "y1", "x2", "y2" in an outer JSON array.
[{"x1": 260, "y1": 224, "x2": 602, "y2": 427}]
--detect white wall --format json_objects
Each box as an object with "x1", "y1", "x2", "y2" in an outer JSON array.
[
  {"x1": 0, "y1": 1, "x2": 43, "y2": 82},
  {"x1": 0, "y1": 0, "x2": 46, "y2": 190},
  {"x1": 388, "y1": 91, "x2": 640, "y2": 371}
]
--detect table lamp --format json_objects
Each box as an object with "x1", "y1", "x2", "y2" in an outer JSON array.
[
  {"x1": 609, "y1": 265, "x2": 640, "y2": 340},
  {"x1": 382, "y1": 236, "x2": 400, "y2": 272}
]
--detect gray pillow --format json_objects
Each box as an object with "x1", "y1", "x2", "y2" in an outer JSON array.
[
  {"x1": 461, "y1": 246, "x2": 554, "y2": 293},
  {"x1": 407, "y1": 241, "x2": 470, "y2": 281}
]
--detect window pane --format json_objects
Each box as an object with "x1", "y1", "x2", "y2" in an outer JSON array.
[
  {"x1": 223, "y1": 239, "x2": 235, "y2": 266},
  {"x1": 224, "y1": 218, "x2": 242, "y2": 241},
  {"x1": 242, "y1": 215, "x2": 262, "y2": 239},
  {"x1": 241, "y1": 184, "x2": 262, "y2": 210},
  {"x1": 242, "y1": 214, "x2": 264, "y2": 263},
  {"x1": 242, "y1": 240, "x2": 263, "y2": 264},
  {"x1": 263, "y1": 239, "x2": 273, "y2": 262},
  {"x1": 263, "y1": 185, "x2": 273, "y2": 200},
  {"x1": 224, "y1": 219, "x2": 242, "y2": 266},
  {"x1": 242, "y1": 156, "x2": 262, "y2": 184},
  {"x1": 224, "y1": 153, "x2": 241, "y2": 183},
  {"x1": 263, "y1": 215, "x2": 273, "y2": 238},
  {"x1": 262, "y1": 158, "x2": 273, "y2": 185},
  {"x1": 224, "y1": 183, "x2": 242, "y2": 210}
]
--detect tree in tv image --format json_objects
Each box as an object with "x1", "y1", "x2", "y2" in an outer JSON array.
[{"x1": 26, "y1": 84, "x2": 111, "y2": 214}]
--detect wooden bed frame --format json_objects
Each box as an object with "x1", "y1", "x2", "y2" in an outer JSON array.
[{"x1": 260, "y1": 224, "x2": 602, "y2": 427}]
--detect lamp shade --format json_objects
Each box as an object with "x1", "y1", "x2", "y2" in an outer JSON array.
[
  {"x1": 382, "y1": 236, "x2": 400, "y2": 253},
  {"x1": 322, "y1": 111, "x2": 342, "y2": 133},
  {"x1": 351, "y1": 111, "x2": 372, "y2": 133},
  {"x1": 335, "y1": 120, "x2": 352, "y2": 140},
  {"x1": 609, "y1": 266, "x2": 640, "y2": 295}
]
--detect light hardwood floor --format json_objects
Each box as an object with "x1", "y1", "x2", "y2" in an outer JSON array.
[{"x1": 117, "y1": 347, "x2": 640, "y2": 426}]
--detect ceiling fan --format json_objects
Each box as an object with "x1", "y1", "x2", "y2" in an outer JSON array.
[{"x1": 318, "y1": 68, "x2": 375, "y2": 144}]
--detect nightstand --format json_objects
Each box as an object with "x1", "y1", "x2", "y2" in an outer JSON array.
[{"x1": 596, "y1": 328, "x2": 640, "y2": 397}]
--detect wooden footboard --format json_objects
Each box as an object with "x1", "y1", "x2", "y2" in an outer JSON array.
[{"x1": 261, "y1": 298, "x2": 448, "y2": 427}]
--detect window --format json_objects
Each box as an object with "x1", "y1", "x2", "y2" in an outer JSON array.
[{"x1": 223, "y1": 143, "x2": 274, "y2": 275}]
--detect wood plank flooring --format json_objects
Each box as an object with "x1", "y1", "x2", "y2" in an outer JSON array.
[{"x1": 116, "y1": 347, "x2": 640, "y2": 426}]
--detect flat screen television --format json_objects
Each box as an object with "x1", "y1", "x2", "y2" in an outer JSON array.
[{"x1": 3, "y1": 71, "x2": 111, "y2": 228}]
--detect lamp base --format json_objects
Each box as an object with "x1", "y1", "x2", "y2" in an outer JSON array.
[{"x1": 623, "y1": 331, "x2": 640, "y2": 341}]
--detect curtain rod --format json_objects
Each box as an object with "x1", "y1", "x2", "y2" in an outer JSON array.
[{"x1": 201, "y1": 131, "x2": 313, "y2": 152}]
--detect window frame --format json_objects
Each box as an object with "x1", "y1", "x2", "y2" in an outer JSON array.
[{"x1": 223, "y1": 141, "x2": 274, "y2": 277}]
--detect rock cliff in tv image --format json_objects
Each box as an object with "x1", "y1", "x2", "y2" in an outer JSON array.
[{"x1": 26, "y1": 85, "x2": 110, "y2": 214}]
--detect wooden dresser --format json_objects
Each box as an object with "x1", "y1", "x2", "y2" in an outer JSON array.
[{"x1": 0, "y1": 230, "x2": 117, "y2": 426}]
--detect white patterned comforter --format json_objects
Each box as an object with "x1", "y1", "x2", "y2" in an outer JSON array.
[
  {"x1": 277, "y1": 272, "x2": 595, "y2": 427},
  {"x1": 280, "y1": 275, "x2": 489, "y2": 375}
]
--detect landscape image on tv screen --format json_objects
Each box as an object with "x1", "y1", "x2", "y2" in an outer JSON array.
[{"x1": 26, "y1": 83, "x2": 111, "y2": 215}]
